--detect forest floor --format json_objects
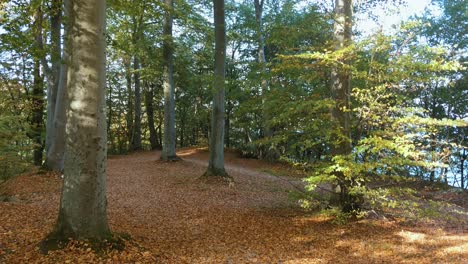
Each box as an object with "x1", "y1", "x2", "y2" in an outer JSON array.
[{"x1": 0, "y1": 147, "x2": 467, "y2": 263}]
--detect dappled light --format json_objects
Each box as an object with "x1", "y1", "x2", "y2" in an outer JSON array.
[
  {"x1": 1, "y1": 149, "x2": 467, "y2": 263},
  {"x1": 0, "y1": 0, "x2": 466, "y2": 262}
]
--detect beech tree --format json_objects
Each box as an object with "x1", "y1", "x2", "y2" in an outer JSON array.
[
  {"x1": 44, "y1": 0, "x2": 68, "y2": 171},
  {"x1": 204, "y1": 0, "x2": 229, "y2": 178},
  {"x1": 161, "y1": 0, "x2": 179, "y2": 161},
  {"x1": 43, "y1": 0, "x2": 111, "y2": 245},
  {"x1": 330, "y1": 0, "x2": 354, "y2": 210}
]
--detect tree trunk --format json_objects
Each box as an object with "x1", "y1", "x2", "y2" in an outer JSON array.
[
  {"x1": 43, "y1": 0, "x2": 111, "y2": 246},
  {"x1": 32, "y1": 4, "x2": 45, "y2": 166},
  {"x1": 331, "y1": 0, "x2": 354, "y2": 211},
  {"x1": 160, "y1": 0, "x2": 178, "y2": 160},
  {"x1": 45, "y1": 0, "x2": 67, "y2": 171},
  {"x1": 254, "y1": 0, "x2": 277, "y2": 161},
  {"x1": 204, "y1": 0, "x2": 229, "y2": 178},
  {"x1": 44, "y1": 0, "x2": 62, "y2": 164},
  {"x1": 461, "y1": 148, "x2": 465, "y2": 189},
  {"x1": 131, "y1": 56, "x2": 142, "y2": 150},
  {"x1": 145, "y1": 82, "x2": 160, "y2": 149},
  {"x1": 125, "y1": 59, "x2": 133, "y2": 150}
]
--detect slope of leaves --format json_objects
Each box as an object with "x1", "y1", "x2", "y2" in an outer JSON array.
[{"x1": 0, "y1": 148, "x2": 466, "y2": 263}]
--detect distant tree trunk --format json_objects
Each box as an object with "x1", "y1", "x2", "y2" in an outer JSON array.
[
  {"x1": 254, "y1": 0, "x2": 277, "y2": 161},
  {"x1": 43, "y1": 0, "x2": 111, "y2": 247},
  {"x1": 32, "y1": 4, "x2": 45, "y2": 166},
  {"x1": 44, "y1": 0, "x2": 62, "y2": 165},
  {"x1": 107, "y1": 76, "x2": 114, "y2": 152},
  {"x1": 131, "y1": 56, "x2": 142, "y2": 151},
  {"x1": 254, "y1": 0, "x2": 266, "y2": 68},
  {"x1": 461, "y1": 148, "x2": 465, "y2": 189},
  {"x1": 331, "y1": 0, "x2": 354, "y2": 211},
  {"x1": 125, "y1": 59, "x2": 133, "y2": 150},
  {"x1": 225, "y1": 100, "x2": 231, "y2": 148},
  {"x1": 204, "y1": 0, "x2": 229, "y2": 178},
  {"x1": 45, "y1": 0, "x2": 67, "y2": 171},
  {"x1": 160, "y1": 0, "x2": 178, "y2": 160},
  {"x1": 145, "y1": 82, "x2": 160, "y2": 149}
]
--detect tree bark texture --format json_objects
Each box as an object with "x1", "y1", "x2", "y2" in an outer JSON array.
[
  {"x1": 331, "y1": 0, "x2": 354, "y2": 211},
  {"x1": 144, "y1": 82, "x2": 160, "y2": 149},
  {"x1": 204, "y1": 0, "x2": 228, "y2": 177},
  {"x1": 161, "y1": 0, "x2": 178, "y2": 160},
  {"x1": 45, "y1": 0, "x2": 67, "y2": 171},
  {"x1": 50, "y1": 0, "x2": 111, "y2": 240},
  {"x1": 331, "y1": 0, "x2": 352, "y2": 156},
  {"x1": 45, "y1": 0, "x2": 62, "y2": 162},
  {"x1": 125, "y1": 59, "x2": 133, "y2": 150},
  {"x1": 131, "y1": 55, "x2": 142, "y2": 150},
  {"x1": 32, "y1": 5, "x2": 45, "y2": 166}
]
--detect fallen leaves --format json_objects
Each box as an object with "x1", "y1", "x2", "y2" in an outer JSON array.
[{"x1": 0, "y1": 148, "x2": 466, "y2": 263}]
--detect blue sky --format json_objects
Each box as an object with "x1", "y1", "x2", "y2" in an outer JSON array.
[{"x1": 356, "y1": 0, "x2": 434, "y2": 35}]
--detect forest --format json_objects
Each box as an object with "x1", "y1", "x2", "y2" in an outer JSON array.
[{"x1": 0, "y1": 0, "x2": 467, "y2": 263}]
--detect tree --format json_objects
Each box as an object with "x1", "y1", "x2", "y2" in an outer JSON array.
[
  {"x1": 330, "y1": 0, "x2": 355, "y2": 211},
  {"x1": 204, "y1": 0, "x2": 229, "y2": 178},
  {"x1": 31, "y1": 1, "x2": 45, "y2": 166},
  {"x1": 45, "y1": 0, "x2": 68, "y2": 171},
  {"x1": 43, "y1": 0, "x2": 111, "y2": 246},
  {"x1": 161, "y1": 0, "x2": 179, "y2": 161}
]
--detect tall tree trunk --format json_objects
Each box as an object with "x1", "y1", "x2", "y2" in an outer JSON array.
[
  {"x1": 44, "y1": 0, "x2": 62, "y2": 162},
  {"x1": 125, "y1": 59, "x2": 133, "y2": 150},
  {"x1": 43, "y1": 0, "x2": 111, "y2": 246},
  {"x1": 254, "y1": 0, "x2": 277, "y2": 161},
  {"x1": 131, "y1": 56, "x2": 142, "y2": 150},
  {"x1": 32, "y1": 4, "x2": 45, "y2": 166},
  {"x1": 45, "y1": 0, "x2": 66, "y2": 171},
  {"x1": 331, "y1": 0, "x2": 353, "y2": 211},
  {"x1": 254, "y1": 0, "x2": 266, "y2": 68},
  {"x1": 204, "y1": 0, "x2": 229, "y2": 178},
  {"x1": 160, "y1": 0, "x2": 178, "y2": 160},
  {"x1": 145, "y1": 82, "x2": 160, "y2": 149}
]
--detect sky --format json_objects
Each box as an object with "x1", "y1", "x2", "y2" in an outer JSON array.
[{"x1": 356, "y1": 0, "x2": 434, "y2": 36}]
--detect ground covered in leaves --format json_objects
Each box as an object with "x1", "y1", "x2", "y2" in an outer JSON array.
[{"x1": 0, "y1": 148, "x2": 467, "y2": 263}]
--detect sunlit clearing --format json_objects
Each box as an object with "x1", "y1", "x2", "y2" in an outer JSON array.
[{"x1": 398, "y1": 230, "x2": 426, "y2": 243}]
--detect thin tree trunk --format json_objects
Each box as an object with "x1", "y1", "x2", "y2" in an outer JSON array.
[
  {"x1": 125, "y1": 59, "x2": 133, "y2": 150},
  {"x1": 145, "y1": 82, "x2": 160, "y2": 149},
  {"x1": 461, "y1": 148, "x2": 465, "y2": 189},
  {"x1": 32, "y1": 4, "x2": 45, "y2": 166},
  {"x1": 42, "y1": 0, "x2": 111, "y2": 248},
  {"x1": 204, "y1": 0, "x2": 229, "y2": 178},
  {"x1": 131, "y1": 55, "x2": 142, "y2": 150},
  {"x1": 161, "y1": 0, "x2": 178, "y2": 160}
]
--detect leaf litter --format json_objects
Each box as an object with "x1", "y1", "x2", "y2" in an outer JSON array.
[{"x1": 0, "y1": 148, "x2": 466, "y2": 263}]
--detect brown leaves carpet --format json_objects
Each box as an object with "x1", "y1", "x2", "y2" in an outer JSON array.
[{"x1": 0, "y1": 148, "x2": 466, "y2": 263}]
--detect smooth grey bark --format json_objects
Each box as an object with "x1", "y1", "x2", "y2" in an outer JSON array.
[
  {"x1": 160, "y1": 0, "x2": 178, "y2": 160},
  {"x1": 204, "y1": 0, "x2": 229, "y2": 178},
  {"x1": 44, "y1": 0, "x2": 62, "y2": 161},
  {"x1": 45, "y1": 0, "x2": 66, "y2": 171},
  {"x1": 331, "y1": 0, "x2": 352, "y2": 156},
  {"x1": 331, "y1": 0, "x2": 354, "y2": 211},
  {"x1": 47, "y1": 0, "x2": 111, "y2": 241},
  {"x1": 131, "y1": 55, "x2": 142, "y2": 151},
  {"x1": 254, "y1": 0, "x2": 266, "y2": 70}
]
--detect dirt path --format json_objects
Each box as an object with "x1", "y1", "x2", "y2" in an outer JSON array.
[{"x1": 0, "y1": 148, "x2": 466, "y2": 263}]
